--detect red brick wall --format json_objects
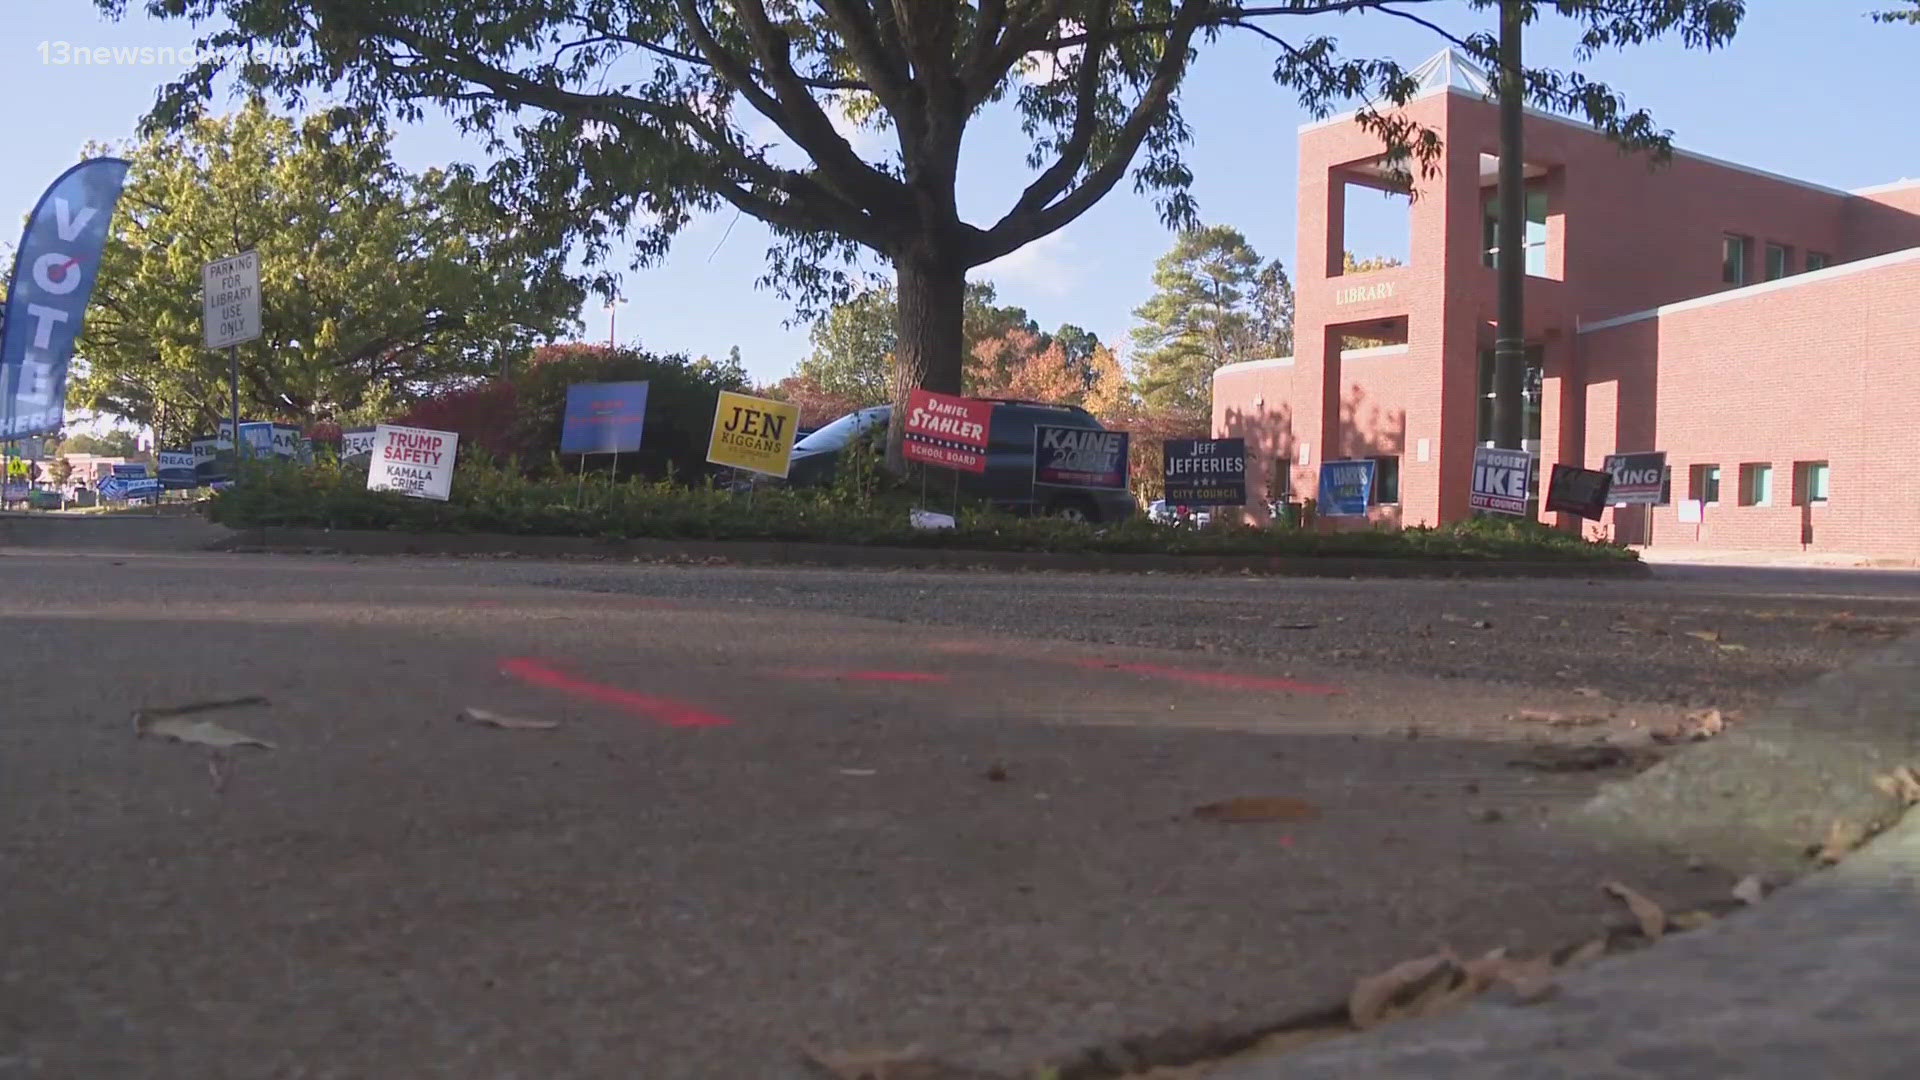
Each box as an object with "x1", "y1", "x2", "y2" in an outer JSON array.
[
  {"x1": 1211, "y1": 80, "x2": 1920, "y2": 553},
  {"x1": 1578, "y1": 250, "x2": 1920, "y2": 559}
]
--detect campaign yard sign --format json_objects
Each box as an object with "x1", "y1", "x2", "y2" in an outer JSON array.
[
  {"x1": 901, "y1": 388, "x2": 991, "y2": 473},
  {"x1": 1602, "y1": 451, "x2": 1668, "y2": 506},
  {"x1": 561, "y1": 380, "x2": 650, "y2": 455},
  {"x1": 1545, "y1": 463, "x2": 1613, "y2": 520},
  {"x1": 706, "y1": 390, "x2": 800, "y2": 477},
  {"x1": 1317, "y1": 459, "x2": 1375, "y2": 517},
  {"x1": 1162, "y1": 438, "x2": 1247, "y2": 507},
  {"x1": 157, "y1": 449, "x2": 197, "y2": 489},
  {"x1": 340, "y1": 427, "x2": 378, "y2": 461},
  {"x1": 367, "y1": 424, "x2": 458, "y2": 501},
  {"x1": 1470, "y1": 446, "x2": 1535, "y2": 516},
  {"x1": 1033, "y1": 425, "x2": 1128, "y2": 490}
]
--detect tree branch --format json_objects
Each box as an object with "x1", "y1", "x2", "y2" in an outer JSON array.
[
  {"x1": 974, "y1": 0, "x2": 1209, "y2": 264},
  {"x1": 1005, "y1": 2, "x2": 1114, "y2": 219},
  {"x1": 677, "y1": 0, "x2": 907, "y2": 217}
]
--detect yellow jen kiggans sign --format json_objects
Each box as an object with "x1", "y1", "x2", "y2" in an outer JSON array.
[{"x1": 706, "y1": 391, "x2": 801, "y2": 478}]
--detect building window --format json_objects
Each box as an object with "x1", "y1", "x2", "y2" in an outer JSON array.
[
  {"x1": 1795, "y1": 460, "x2": 1830, "y2": 505},
  {"x1": 1369, "y1": 456, "x2": 1400, "y2": 505},
  {"x1": 1270, "y1": 457, "x2": 1291, "y2": 500},
  {"x1": 1482, "y1": 190, "x2": 1549, "y2": 277},
  {"x1": 1722, "y1": 235, "x2": 1750, "y2": 286},
  {"x1": 1739, "y1": 463, "x2": 1773, "y2": 507},
  {"x1": 1765, "y1": 243, "x2": 1791, "y2": 281},
  {"x1": 1806, "y1": 252, "x2": 1831, "y2": 271},
  {"x1": 1476, "y1": 347, "x2": 1544, "y2": 454},
  {"x1": 1690, "y1": 463, "x2": 1722, "y2": 506}
]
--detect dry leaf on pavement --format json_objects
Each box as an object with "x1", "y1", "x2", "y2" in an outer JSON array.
[
  {"x1": 1193, "y1": 795, "x2": 1321, "y2": 823},
  {"x1": 1815, "y1": 819, "x2": 1866, "y2": 865},
  {"x1": 459, "y1": 707, "x2": 560, "y2": 731},
  {"x1": 1684, "y1": 629, "x2": 1722, "y2": 643},
  {"x1": 1731, "y1": 875, "x2": 1767, "y2": 905},
  {"x1": 1872, "y1": 765, "x2": 1920, "y2": 806},
  {"x1": 138, "y1": 717, "x2": 275, "y2": 750},
  {"x1": 1670, "y1": 910, "x2": 1716, "y2": 931},
  {"x1": 801, "y1": 1045, "x2": 938, "y2": 1080},
  {"x1": 1348, "y1": 953, "x2": 1460, "y2": 1030},
  {"x1": 1603, "y1": 881, "x2": 1668, "y2": 940},
  {"x1": 1560, "y1": 938, "x2": 1609, "y2": 969}
]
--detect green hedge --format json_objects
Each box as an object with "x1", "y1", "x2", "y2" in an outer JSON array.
[{"x1": 208, "y1": 458, "x2": 1637, "y2": 563}]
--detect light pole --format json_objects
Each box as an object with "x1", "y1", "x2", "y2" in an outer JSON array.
[
  {"x1": 1491, "y1": 0, "x2": 1527, "y2": 453},
  {"x1": 606, "y1": 296, "x2": 627, "y2": 348}
]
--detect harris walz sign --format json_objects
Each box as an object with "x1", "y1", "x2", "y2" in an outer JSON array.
[
  {"x1": 1162, "y1": 438, "x2": 1246, "y2": 506},
  {"x1": 1033, "y1": 425, "x2": 1128, "y2": 490}
]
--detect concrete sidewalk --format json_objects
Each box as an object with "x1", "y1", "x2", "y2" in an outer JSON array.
[{"x1": 1208, "y1": 807, "x2": 1920, "y2": 1079}]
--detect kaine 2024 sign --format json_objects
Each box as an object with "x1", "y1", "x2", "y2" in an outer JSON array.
[
  {"x1": 1162, "y1": 438, "x2": 1246, "y2": 507},
  {"x1": 1470, "y1": 446, "x2": 1535, "y2": 516},
  {"x1": 901, "y1": 388, "x2": 991, "y2": 474},
  {"x1": 1033, "y1": 425, "x2": 1128, "y2": 491},
  {"x1": 367, "y1": 423, "x2": 458, "y2": 501}
]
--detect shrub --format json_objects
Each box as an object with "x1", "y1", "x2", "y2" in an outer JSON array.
[{"x1": 210, "y1": 458, "x2": 1636, "y2": 564}]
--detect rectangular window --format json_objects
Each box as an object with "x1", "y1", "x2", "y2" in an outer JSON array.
[
  {"x1": 1795, "y1": 460, "x2": 1830, "y2": 505},
  {"x1": 1369, "y1": 456, "x2": 1400, "y2": 505},
  {"x1": 1476, "y1": 347, "x2": 1545, "y2": 454},
  {"x1": 1271, "y1": 457, "x2": 1291, "y2": 499},
  {"x1": 1739, "y1": 462, "x2": 1773, "y2": 507},
  {"x1": 1806, "y1": 252, "x2": 1831, "y2": 271},
  {"x1": 1690, "y1": 463, "x2": 1722, "y2": 506},
  {"x1": 1722, "y1": 235, "x2": 1750, "y2": 286},
  {"x1": 1765, "y1": 243, "x2": 1791, "y2": 281},
  {"x1": 1482, "y1": 190, "x2": 1549, "y2": 276}
]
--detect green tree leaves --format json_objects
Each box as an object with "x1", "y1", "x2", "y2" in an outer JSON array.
[
  {"x1": 1129, "y1": 225, "x2": 1292, "y2": 412},
  {"x1": 74, "y1": 102, "x2": 581, "y2": 443}
]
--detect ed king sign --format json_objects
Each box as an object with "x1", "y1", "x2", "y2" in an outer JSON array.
[{"x1": 367, "y1": 423, "x2": 458, "y2": 501}]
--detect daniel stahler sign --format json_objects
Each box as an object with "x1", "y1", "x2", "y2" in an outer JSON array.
[
  {"x1": 367, "y1": 423, "x2": 459, "y2": 501},
  {"x1": 1033, "y1": 425, "x2": 1128, "y2": 490},
  {"x1": 1470, "y1": 445, "x2": 1535, "y2": 516},
  {"x1": 902, "y1": 388, "x2": 991, "y2": 473}
]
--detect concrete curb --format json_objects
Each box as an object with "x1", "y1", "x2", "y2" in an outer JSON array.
[
  {"x1": 212, "y1": 525, "x2": 1649, "y2": 579},
  {"x1": 1568, "y1": 629, "x2": 1920, "y2": 878},
  {"x1": 1204, "y1": 806, "x2": 1920, "y2": 1079}
]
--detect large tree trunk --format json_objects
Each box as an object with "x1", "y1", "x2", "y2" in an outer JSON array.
[{"x1": 885, "y1": 241, "x2": 968, "y2": 474}]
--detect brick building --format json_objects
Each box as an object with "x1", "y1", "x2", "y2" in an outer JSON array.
[{"x1": 1212, "y1": 49, "x2": 1920, "y2": 559}]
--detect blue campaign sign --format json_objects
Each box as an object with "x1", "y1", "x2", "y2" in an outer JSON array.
[
  {"x1": 97, "y1": 476, "x2": 124, "y2": 500},
  {"x1": 561, "y1": 381, "x2": 650, "y2": 454},
  {"x1": 122, "y1": 478, "x2": 162, "y2": 498},
  {"x1": 1317, "y1": 459, "x2": 1376, "y2": 517},
  {"x1": 1, "y1": 158, "x2": 132, "y2": 439},
  {"x1": 110, "y1": 462, "x2": 150, "y2": 480}
]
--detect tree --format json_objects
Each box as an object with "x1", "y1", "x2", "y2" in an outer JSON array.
[
  {"x1": 1874, "y1": 2, "x2": 1919, "y2": 24},
  {"x1": 760, "y1": 371, "x2": 868, "y2": 427},
  {"x1": 118, "y1": 1, "x2": 1742, "y2": 466},
  {"x1": 1130, "y1": 225, "x2": 1290, "y2": 411},
  {"x1": 74, "y1": 100, "x2": 582, "y2": 444},
  {"x1": 47, "y1": 457, "x2": 74, "y2": 487},
  {"x1": 798, "y1": 280, "x2": 1039, "y2": 407},
  {"x1": 61, "y1": 431, "x2": 142, "y2": 458},
  {"x1": 1343, "y1": 251, "x2": 1404, "y2": 275}
]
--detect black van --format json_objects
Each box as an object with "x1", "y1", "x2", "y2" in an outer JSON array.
[{"x1": 782, "y1": 400, "x2": 1138, "y2": 523}]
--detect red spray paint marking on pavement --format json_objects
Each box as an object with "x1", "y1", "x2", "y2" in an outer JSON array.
[
  {"x1": 499, "y1": 657, "x2": 733, "y2": 727},
  {"x1": 1071, "y1": 659, "x2": 1341, "y2": 696},
  {"x1": 773, "y1": 668, "x2": 951, "y2": 684}
]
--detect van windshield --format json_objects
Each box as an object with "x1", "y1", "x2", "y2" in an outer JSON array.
[{"x1": 794, "y1": 408, "x2": 887, "y2": 453}]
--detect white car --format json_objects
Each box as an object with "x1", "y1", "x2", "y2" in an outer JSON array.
[{"x1": 1148, "y1": 500, "x2": 1211, "y2": 527}]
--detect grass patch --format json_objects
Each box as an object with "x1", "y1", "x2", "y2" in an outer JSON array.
[{"x1": 207, "y1": 458, "x2": 1636, "y2": 564}]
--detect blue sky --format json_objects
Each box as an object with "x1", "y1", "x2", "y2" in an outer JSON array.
[{"x1": 8, "y1": 1, "x2": 1916, "y2": 392}]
